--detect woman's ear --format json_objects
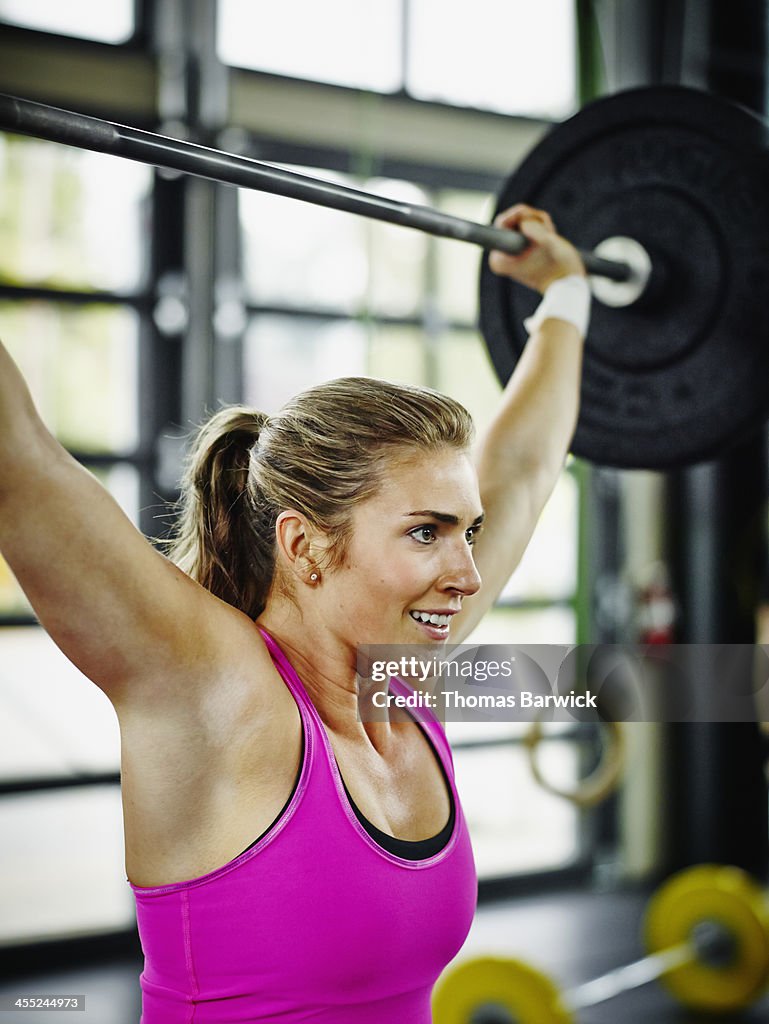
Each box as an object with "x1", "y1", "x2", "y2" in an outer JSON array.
[
  {"x1": 274, "y1": 510, "x2": 310, "y2": 569},
  {"x1": 274, "y1": 511, "x2": 329, "y2": 584}
]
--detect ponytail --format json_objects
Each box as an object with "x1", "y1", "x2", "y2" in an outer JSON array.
[{"x1": 167, "y1": 407, "x2": 274, "y2": 619}]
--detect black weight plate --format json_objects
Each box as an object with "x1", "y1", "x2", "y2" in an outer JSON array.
[{"x1": 480, "y1": 86, "x2": 769, "y2": 469}]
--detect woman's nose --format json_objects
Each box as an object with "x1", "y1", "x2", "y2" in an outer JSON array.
[{"x1": 443, "y1": 545, "x2": 482, "y2": 596}]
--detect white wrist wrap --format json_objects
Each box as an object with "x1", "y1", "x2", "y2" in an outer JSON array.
[{"x1": 523, "y1": 274, "x2": 591, "y2": 338}]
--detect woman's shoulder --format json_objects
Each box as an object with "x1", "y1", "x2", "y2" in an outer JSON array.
[{"x1": 115, "y1": 598, "x2": 283, "y2": 723}]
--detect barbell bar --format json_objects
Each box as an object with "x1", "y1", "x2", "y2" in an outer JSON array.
[
  {"x1": 432, "y1": 864, "x2": 769, "y2": 1023},
  {"x1": 0, "y1": 93, "x2": 632, "y2": 284}
]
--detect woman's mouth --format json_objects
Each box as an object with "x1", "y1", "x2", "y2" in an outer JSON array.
[{"x1": 409, "y1": 609, "x2": 453, "y2": 639}]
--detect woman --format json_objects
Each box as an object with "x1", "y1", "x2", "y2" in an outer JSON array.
[{"x1": 0, "y1": 205, "x2": 588, "y2": 1022}]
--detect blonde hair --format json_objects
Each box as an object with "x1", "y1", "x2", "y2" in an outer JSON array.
[{"x1": 167, "y1": 377, "x2": 474, "y2": 618}]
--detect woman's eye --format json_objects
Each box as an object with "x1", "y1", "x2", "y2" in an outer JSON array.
[
  {"x1": 465, "y1": 526, "x2": 481, "y2": 545},
  {"x1": 411, "y1": 525, "x2": 437, "y2": 544}
]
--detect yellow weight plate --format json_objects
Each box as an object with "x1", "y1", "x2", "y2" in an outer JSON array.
[
  {"x1": 432, "y1": 956, "x2": 575, "y2": 1024},
  {"x1": 644, "y1": 864, "x2": 769, "y2": 1011}
]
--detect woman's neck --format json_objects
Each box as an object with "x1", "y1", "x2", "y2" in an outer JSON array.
[{"x1": 257, "y1": 600, "x2": 394, "y2": 750}]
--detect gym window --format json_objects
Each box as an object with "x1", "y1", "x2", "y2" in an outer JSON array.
[
  {"x1": 218, "y1": 0, "x2": 578, "y2": 118},
  {"x1": 0, "y1": 138, "x2": 148, "y2": 942},
  {"x1": 0, "y1": 1, "x2": 590, "y2": 948},
  {"x1": 0, "y1": 0, "x2": 135, "y2": 44}
]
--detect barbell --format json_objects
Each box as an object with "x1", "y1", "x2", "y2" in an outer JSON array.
[
  {"x1": 432, "y1": 864, "x2": 769, "y2": 1022},
  {"x1": 2, "y1": 87, "x2": 769, "y2": 469}
]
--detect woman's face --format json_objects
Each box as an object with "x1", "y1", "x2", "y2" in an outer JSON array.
[{"x1": 320, "y1": 447, "x2": 483, "y2": 647}]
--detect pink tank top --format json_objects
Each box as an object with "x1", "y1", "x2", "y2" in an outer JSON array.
[{"x1": 129, "y1": 629, "x2": 477, "y2": 1022}]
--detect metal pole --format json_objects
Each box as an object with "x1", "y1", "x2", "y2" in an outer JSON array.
[
  {"x1": 0, "y1": 93, "x2": 633, "y2": 283},
  {"x1": 565, "y1": 942, "x2": 693, "y2": 1012}
]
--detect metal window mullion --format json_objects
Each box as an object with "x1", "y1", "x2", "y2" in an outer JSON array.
[
  {"x1": 242, "y1": 302, "x2": 477, "y2": 333},
  {"x1": 0, "y1": 284, "x2": 149, "y2": 307},
  {"x1": 182, "y1": 175, "x2": 218, "y2": 422},
  {"x1": 0, "y1": 773, "x2": 120, "y2": 797},
  {"x1": 214, "y1": 182, "x2": 245, "y2": 406}
]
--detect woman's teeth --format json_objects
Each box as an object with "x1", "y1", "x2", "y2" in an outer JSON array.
[{"x1": 410, "y1": 611, "x2": 451, "y2": 627}]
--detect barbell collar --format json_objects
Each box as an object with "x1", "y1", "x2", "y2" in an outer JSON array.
[{"x1": 0, "y1": 93, "x2": 633, "y2": 284}]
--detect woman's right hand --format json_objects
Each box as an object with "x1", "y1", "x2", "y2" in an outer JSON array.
[{"x1": 488, "y1": 203, "x2": 585, "y2": 294}]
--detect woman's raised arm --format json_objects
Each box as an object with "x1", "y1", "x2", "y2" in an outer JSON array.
[
  {"x1": 0, "y1": 338, "x2": 246, "y2": 706},
  {"x1": 453, "y1": 205, "x2": 588, "y2": 642}
]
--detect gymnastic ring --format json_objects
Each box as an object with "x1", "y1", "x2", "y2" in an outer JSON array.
[{"x1": 523, "y1": 719, "x2": 626, "y2": 808}]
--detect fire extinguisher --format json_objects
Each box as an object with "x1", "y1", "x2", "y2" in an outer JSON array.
[{"x1": 636, "y1": 562, "x2": 676, "y2": 644}]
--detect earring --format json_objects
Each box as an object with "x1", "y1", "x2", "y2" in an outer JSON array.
[{"x1": 310, "y1": 572, "x2": 319, "y2": 582}]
